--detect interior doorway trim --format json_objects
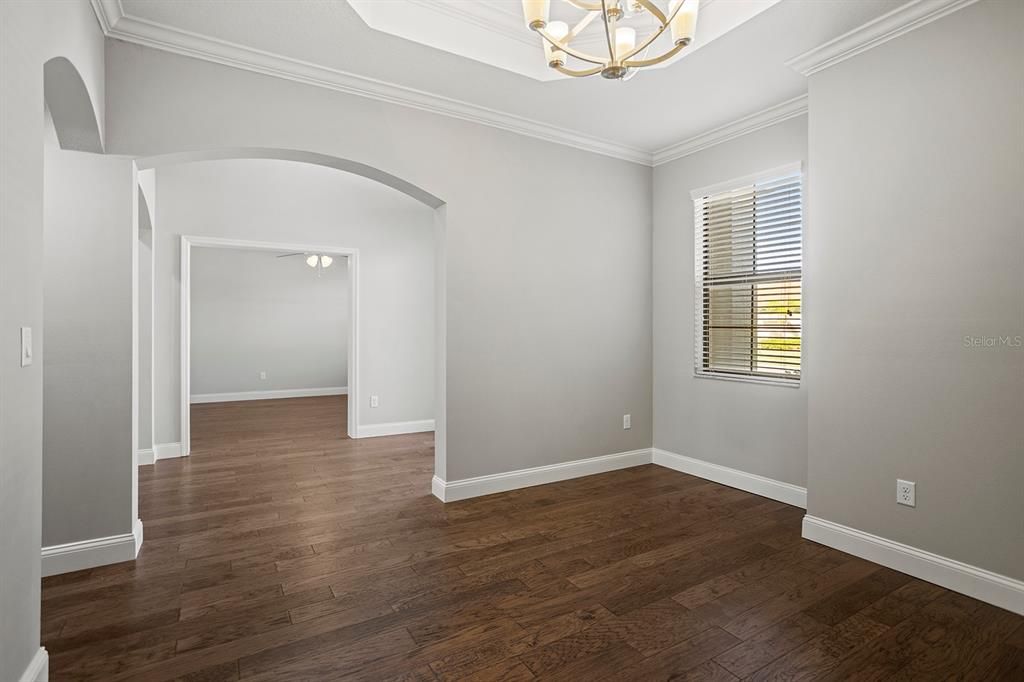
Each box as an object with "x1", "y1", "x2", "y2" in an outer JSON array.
[{"x1": 179, "y1": 235, "x2": 360, "y2": 455}]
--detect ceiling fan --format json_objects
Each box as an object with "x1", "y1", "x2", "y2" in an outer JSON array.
[{"x1": 276, "y1": 252, "x2": 335, "y2": 276}]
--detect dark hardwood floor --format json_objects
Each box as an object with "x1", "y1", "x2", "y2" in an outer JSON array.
[{"x1": 41, "y1": 396, "x2": 1024, "y2": 680}]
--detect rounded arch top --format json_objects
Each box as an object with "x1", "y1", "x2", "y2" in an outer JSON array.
[
  {"x1": 135, "y1": 147, "x2": 445, "y2": 210},
  {"x1": 43, "y1": 57, "x2": 103, "y2": 153}
]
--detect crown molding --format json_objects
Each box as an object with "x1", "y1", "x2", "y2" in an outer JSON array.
[
  {"x1": 89, "y1": 1, "x2": 652, "y2": 165},
  {"x1": 88, "y1": 3, "x2": 833, "y2": 167},
  {"x1": 652, "y1": 94, "x2": 808, "y2": 166},
  {"x1": 785, "y1": 0, "x2": 980, "y2": 77},
  {"x1": 89, "y1": 0, "x2": 120, "y2": 34}
]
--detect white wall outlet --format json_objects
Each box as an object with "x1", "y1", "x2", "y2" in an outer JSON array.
[
  {"x1": 897, "y1": 479, "x2": 916, "y2": 507},
  {"x1": 20, "y1": 327, "x2": 33, "y2": 367},
  {"x1": 259, "y1": 371, "x2": 267, "y2": 380},
  {"x1": 623, "y1": 414, "x2": 631, "y2": 430},
  {"x1": 370, "y1": 395, "x2": 379, "y2": 408}
]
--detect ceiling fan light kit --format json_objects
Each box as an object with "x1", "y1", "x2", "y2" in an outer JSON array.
[
  {"x1": 278, "y1": 252, "x2": 335, "y2": 276},
  {"x1": 303, "y1": 254, "x2": 333, "y2": 269},
  {"x1": 522, "y1": 0, "x2": 699, "y2": 80}
]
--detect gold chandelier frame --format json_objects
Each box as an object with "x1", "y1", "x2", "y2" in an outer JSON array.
[{"x1": 525, "y1": 0, "x2": 697, "y2": 79}]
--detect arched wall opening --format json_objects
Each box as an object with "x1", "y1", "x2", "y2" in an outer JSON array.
[
  {"x1": 135, "y1": 148, "x2": 448, "y2": 490},
  {"x1": 136, "y1": 148, "x2": 444, "y2": 208},
  {"x1": 43, "y1": 57, "x2": 103, "y2": 154}
]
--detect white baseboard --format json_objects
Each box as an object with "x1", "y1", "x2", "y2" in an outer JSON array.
[
  {"x1": 42, "y1": 518, "x2": 143, "y2": 577},
  {"x1": 18, "y1": 647, "x2": 47, "y2": 682},
  {"x1": 433, "y1": 447, "x2": 805, "y2": 506},
  {"x1": 190, "y1": 386, "x2": 348, "y2": 404},
  {"x1": 652, "y1": 448, "x2": 807, "y2": 508},
  {"x1": 154, "y1": 442, "x2": 183, "y2": 460},
  {"x1": 433, "y1": 448, "x2": 652, "y2": 502},
  {"x1": 803, "y1": 515, "x2": 1024, "y2": 616},
  {"x1": 133, "y1": 516, "x2": 144, "y2": 554},
  {"x1": 431, "y1": 475, "x2": 446, "y2": 501},
  {"x1": 139, "y1": 443, "x2": 183, "y2": 466},
  {"x1": 357, "y1": 419, "x2": 435, "y2": 438}
]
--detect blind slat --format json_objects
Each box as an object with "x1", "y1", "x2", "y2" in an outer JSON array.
[{"x1": 694, "y1": 170, "x2": 802, "y2": 382}]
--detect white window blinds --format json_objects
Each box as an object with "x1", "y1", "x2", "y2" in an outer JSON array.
[{"x1": 692, "y1": 165, "x2": 802, "y2": 383}]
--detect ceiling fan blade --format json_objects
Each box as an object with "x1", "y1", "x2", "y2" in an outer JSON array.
[{"x1": 275, "y1": 252, "x2": 305, "y2": 258}]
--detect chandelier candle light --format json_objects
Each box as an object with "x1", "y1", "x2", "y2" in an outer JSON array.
[{"x1": 522, "y1": 0, "x2": 699, "y2": 79}]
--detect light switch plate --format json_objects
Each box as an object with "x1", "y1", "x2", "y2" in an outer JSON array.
[{"x1": 21, "y1": 327, "x2": 32, "y2": 367}]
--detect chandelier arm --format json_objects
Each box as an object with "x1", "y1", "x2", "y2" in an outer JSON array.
[
  {"x1": 562, "y1": 0, "x2": 604, "y2": 11},
  {"x1": 621, "y1": 0, "x2": 684, "y2": 61},
  {"x1": 623, "y1": 39, "x2": 686, "y2": 67},
  {"x1": 600, "y1": 0, "x2": 616, "y2": 62},
  {"x1": 552, "y1": 63, "x2": 605, "y2": 77},
  {"x1": 634, "y1": 0, "x2": 667, "y2": 25},
  {"x1": 537, "y1": 27, "x2": 607, "y2": 65}
]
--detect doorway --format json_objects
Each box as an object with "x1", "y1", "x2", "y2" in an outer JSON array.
[{"x1": 180, "y1": 237, "x2": 360, "y2": 456}]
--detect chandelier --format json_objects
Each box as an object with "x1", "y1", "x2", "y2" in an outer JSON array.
[{"x1": 521, "y1": 0, "x2": 699, "y2": 80}]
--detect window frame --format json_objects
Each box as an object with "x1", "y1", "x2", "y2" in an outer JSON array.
[{"x1": 690, "y1": 162, "x2": 804, "y2": 388}]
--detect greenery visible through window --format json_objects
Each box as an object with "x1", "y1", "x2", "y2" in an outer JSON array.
[{"x1": 694, "y1": 168, "x2": 802, "y2": 382}]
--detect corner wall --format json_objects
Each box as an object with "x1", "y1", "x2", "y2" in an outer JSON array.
[
  {"x1": 653, "y1": 116, "x2": 809, "y2": 489},
  {"x1": 43, "y1": 149, "x2": 136, "y2": 549},
  {"x1": 806, "y1": 0, "x2": 1023, "y2": 581}
]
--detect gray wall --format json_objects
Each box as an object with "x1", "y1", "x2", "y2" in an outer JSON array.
[
  {"x1": 806, "y1": 0, "x2": 1024, "y2": 580},
  {"x1": 43, "y1": 148, "x2": 136, "y2": 548},
  {"x1": 0, "y1": 2, "x2": 106, "y2": 678},
  {"x1": 154, "y1": 158, "x2": 436, "y2": 436},
  {"x1": 653, "y1": 116, "x2": 809, "y2": 487},
  {"x1": 108, "y1": 43, "x2": 654, "y2": 480},
  {"x1": 190, "y1": 247, "x2": 350, "y2": 396}
]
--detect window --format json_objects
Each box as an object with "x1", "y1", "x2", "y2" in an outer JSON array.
[{"x1": 692, "y1": 164, "x2": 802, "y2": 384}]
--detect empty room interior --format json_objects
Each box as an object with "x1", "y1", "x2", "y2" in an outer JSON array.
[
  {"x1": 1, "y1": 0, "x2": 1021, "y2": 680},
  {"x1": 187, "y1": 245, "x2": 354, "y2": 452}
]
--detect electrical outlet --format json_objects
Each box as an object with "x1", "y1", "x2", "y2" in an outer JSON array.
[
  {"x1": 259, "y1": 371, "x2": 267, "y2": 380},
  {"x1": 623, "y1": 414, "x2": 631, "y2": 430},
  {"x1": 897, "y1": 479, "x2": 916, "y2": 507},
  {"x1": 370, "y1": 395, "x2": 379, "y2": 408}
]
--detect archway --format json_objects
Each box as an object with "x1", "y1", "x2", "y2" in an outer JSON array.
[
  {"x1": 136, "y1": 148, "x2": 444, "y2": 208},
  {"x1": 136, "y1": 148, "x2": 448, "y2": 487},
  {"x1": 43, "y1": 57, "x2": 103, "y2": 153}
]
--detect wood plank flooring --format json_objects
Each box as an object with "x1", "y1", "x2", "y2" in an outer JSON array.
[{"x1": 41, "y1": 396, "x2": 1024, "y2": 680}]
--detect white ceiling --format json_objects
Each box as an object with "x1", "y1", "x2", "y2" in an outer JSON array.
[{"x1": 108, "y1": 0, "x2": 905, "y2": 158}]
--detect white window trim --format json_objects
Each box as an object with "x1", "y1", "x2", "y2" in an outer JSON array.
[
  {"x1": 692, "y1": 162, "x2": 804, "y2": 386},
  {"x1": 690, "y1": 162, "x2": 803, "y2": 201},
  {"x1": 694, "y1": 372, "x2": 802, "y2": 389}
]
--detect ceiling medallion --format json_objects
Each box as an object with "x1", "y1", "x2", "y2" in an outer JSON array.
[{"x1": 522, "y1": 0, "x2": 698, "y2": 80}]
